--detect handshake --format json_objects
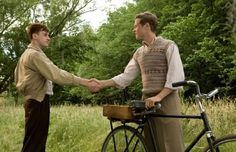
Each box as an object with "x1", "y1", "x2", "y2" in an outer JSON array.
[{"x1": 85, "y1": 78, "x2": 111, "y2": 92}]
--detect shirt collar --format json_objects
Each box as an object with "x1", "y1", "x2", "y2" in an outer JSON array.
[
  {"x1": 142, "y1": 37, "x2": 157, "y2": 47},
  {"x1": 27, "y1": 43, "x2": 43, "y2": 52}
]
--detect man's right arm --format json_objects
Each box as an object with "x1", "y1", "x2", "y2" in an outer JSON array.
[
  {"x1": 94, "y1": 58, "x2": 140, "y2": 90},
  {"x1": 98, "y1": 79, "x2": 117, "y2": 87},
  {"x1": 29, "y1": 51, "x2": 99, "y2": 91}
]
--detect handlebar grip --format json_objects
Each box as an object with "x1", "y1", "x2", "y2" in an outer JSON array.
[
  {"x1": 207, "y1": 89, "x2": 219, "y2": 98},
  {"x1": 172, "y1": 81, "x2": 188, "y2": 87},
  {"x1": 155, "y1": 103, "x2": 161, "y2": 109}
]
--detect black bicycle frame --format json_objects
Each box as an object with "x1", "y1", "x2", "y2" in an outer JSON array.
[
  {"x1": 143, "y1": 111, "x2": 217, "y2": 152},
  {"x1": 108, "y1": 110, "x2": 217, "y2": 152}
]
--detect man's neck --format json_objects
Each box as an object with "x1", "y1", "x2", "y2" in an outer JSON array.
[
  {"x1": 31, "y1": 41, "x2": 43, "y2": 50},
  {"x1": 143, "y1": 33, "x2": 156, "y2": 46}
]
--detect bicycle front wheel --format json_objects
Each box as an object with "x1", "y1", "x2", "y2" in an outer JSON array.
[
  {"x1": 101, "y1": 125, "x2": 148, "y2": 152},
  {"x1": 204, "y1": 134, "x2": 236, "y2": 152}
]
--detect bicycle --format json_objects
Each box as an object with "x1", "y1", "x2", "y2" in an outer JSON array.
[{"x1": 101, "y1": 80, "x2": 236, "y2": 152}]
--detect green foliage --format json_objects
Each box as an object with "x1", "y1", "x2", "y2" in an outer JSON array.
[
  {"x1": 0, "y1": 0, "x2": 96, "y2": 103},
  {"x1": 0, "y1": 0, "x2": 235, "y2": 104},
  {"x1": 226, "y1": 0, "x2": 236, "y2": 95},
  {"x1": 95, "y1": 6, "x2": 138, "y2": 77},
  {"x1": 77, "y1": 5, "x2": 142, "y2": 104},
  {"x1": 0, "y1": 23, "x2": 29, "y2": 93},
  {"x1": 159, "y1": 0, "x2": 235, "y2": 95},
  {"x1": 75, "y1": 0, "x2": 235, "y2": 104},
  {"x1": 185, "y1": 38, "x2": 227, "y2": 93},
  {"x1": 45, "y1": 26, "x2": 97, "y2": 104},
  {"x1": 0, "y1": 0, "x2": 35, "y2": 93}
]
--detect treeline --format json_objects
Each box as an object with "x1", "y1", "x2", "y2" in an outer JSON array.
[{"x1": 0, "y1": 0, "x2": 235, "y2": 104}]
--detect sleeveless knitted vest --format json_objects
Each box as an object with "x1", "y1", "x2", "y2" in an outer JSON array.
[{"x1": 133, "y1": 37, "x2": 174, "y2": 95}]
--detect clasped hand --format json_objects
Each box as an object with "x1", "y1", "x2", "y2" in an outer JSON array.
[{"x1": 86, "y1": 78, "x2": 103, "y2": 92}]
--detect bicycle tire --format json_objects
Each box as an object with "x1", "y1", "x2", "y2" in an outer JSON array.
[
  {"x1": 101, "y1": 125, "x2": 148, "y2": 152},
  {"x1": 204, "y1": 134, "x2": 236, "y2": 152}
]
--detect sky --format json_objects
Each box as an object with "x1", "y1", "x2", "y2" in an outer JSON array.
[{"x1": 80, "y1": 0, "x2": 134, "y2": 30}]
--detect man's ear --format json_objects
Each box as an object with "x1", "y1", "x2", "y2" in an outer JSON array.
[
  {"x1": 144, "y1": 23, "x2": 151, "y2": 30},
  {"x1": 32, "y1": 33, "x2": 37, "y2": 39}
]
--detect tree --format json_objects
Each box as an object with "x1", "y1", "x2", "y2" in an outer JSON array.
[
  {"x1": 226, "y1": 0, "x2": 236, "y2": 96},
  {"x1": 77, "y1": 4, "x2": 143, "y2": 104},
  {"x1": 77, "y1": 0, "x2": 236, "y2": 104},
  {"x1": 136, "y1": 0, "x2": 236, "y2": 95},
  {"x1": 0, "y1": 0, "x2": 96, "y2": 102},
  {"x1": 47, "y1": 25, "x2": 97, "y2": 104},
  {"x1": 0, "y1": 0, "x2": 37, "y2": 94}
]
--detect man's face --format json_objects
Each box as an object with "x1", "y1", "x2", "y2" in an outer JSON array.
[
  {"x1": 133, "y1": 18, "x2": 145, "y2": 40},
  {"x1": 33, "y1": 30, "x2": 50, "y2": 48}
]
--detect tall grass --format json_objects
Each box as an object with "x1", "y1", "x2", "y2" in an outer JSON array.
[
  {"x1": 0, "y1": 96, "x2": 235, "y2": 152},
  {"x1": 181, "y1": 98, "x2": 236, "y2": 151}
]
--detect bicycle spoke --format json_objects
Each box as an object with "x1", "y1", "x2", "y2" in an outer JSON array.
[
  {"x1": 111, "y1": 134, "x2": 117, "y2": 152},
  {"x1": 102, "y1": 126, "x2": 147, "y2": 152}
]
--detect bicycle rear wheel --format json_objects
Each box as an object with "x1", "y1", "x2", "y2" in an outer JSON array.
[
  {"x1": 204, "y1": 134, "x2": 236, "y2": 152},
  {"x1": 101, "y1": 125, "x2": 147, "y2": 152}
]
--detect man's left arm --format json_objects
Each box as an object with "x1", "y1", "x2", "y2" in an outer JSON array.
[{"x1": 145, "y1": 87, "x2": 173, "y2": 108}]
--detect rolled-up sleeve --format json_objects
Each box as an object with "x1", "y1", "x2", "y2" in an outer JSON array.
[
  {"x1": 112, "y1": 58, "x2": 140, "y2": 89},
  {"x1": 165, "y1": 44, "x2": 185, "y2": 90}
]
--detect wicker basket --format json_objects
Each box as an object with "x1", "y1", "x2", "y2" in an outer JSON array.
[{"x1": 103, "y1": 105, "x2": 134, "y2": 120}]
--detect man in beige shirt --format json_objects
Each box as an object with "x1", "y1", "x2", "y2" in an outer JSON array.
[
  {"x1": 14, "y1": 23, "x2": 99, "y2": 152},
  {"x1": 93, "y1": 12, "x2": 185, "y2": 152}
]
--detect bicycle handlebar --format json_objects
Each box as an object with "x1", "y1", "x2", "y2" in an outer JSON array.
[
  {"x1": 132, "y1": 80, "x2": 218, "y2": 117},
  {"x1": 172, "y1": 80, "x2": 201, "y2": 95},
  {"x1": 172, "y1": 81, "x2": 188, "y2": 87},
  {"x1": 172, "y1": 80, "x2": 198, "y2": 87},
  {"x1": 172, "y1": 80, "x2": 219, "y2": 98}
]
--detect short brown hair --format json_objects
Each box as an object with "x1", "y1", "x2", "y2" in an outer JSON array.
[
  {"x1": 135, "y1": 12, "x2": 157, "y2": 32},
  {"x1": 26, "y1": 23, "x2": 49, "y2": 39}
]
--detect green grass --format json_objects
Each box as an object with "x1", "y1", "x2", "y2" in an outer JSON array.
[
  {"x1": 0, "y1": 97, "x2": 235, "y2": 152},
  {"x1": 181, "y1": 99, "x2": 236, "y2": 151}
]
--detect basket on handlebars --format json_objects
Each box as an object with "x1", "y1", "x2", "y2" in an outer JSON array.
[{"x1": 103, "y1": 100, "x2": 146, "y2": 120}]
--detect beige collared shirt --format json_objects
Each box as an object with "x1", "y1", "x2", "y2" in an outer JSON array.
[
  {"x1": 14, "y1": 43, "x2": 83, "y2": 102},
  {"x1": 112, "y1": 37, "x2": 185, "y2": 90}
]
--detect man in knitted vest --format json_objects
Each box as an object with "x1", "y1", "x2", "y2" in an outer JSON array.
[{"x1": 94, "y1": 12, "x2": 185, "y2": 152}]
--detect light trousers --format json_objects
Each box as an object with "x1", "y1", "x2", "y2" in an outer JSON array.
[{"x1": 143, "y1": 91, "x2": 184, "y2": 152}]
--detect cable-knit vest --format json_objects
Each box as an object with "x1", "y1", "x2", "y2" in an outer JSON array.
[{"x1": 133, "y1": 36, "x2": 174, "y2": 95}]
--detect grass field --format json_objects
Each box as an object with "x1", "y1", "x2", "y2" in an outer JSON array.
[{"x1": 0, "y1": 96, "x2": 235, "y2": 152}]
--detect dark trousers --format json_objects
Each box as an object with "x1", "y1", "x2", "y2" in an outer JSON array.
[{"x1": 21, "y1": 95, "x2": 50, "y2": 152}]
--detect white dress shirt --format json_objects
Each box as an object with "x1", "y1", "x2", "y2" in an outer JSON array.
[{"x1": 46, "y1": 80, "x2": 54, "y2": 95}]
